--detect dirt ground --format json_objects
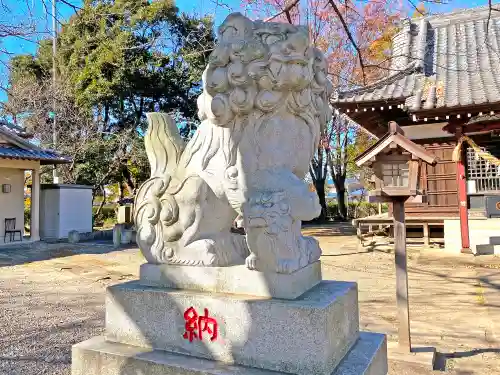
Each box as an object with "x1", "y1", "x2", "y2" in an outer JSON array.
[
  {"x1": 304, "y1": 223, "x2": 500, "y2": 375},
  {"x1": 0, "y1": 225, "x2": 499, "y2": 374}
]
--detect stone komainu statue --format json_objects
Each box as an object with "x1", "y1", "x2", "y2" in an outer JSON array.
[{"x1": 134, "y1": 13, "x2": 332, "y2": 273}]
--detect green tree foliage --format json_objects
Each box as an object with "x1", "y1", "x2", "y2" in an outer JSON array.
[{"x1": 5, "y1": 0, "x2": 215, "y2": 216}]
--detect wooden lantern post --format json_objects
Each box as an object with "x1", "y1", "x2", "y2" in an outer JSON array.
[
  {"x1": 355, "y1": 122, "x2": 436, "y2": 352},
  {"x1": 393, "y1": 197, "x2": 410, "y2": 351}
]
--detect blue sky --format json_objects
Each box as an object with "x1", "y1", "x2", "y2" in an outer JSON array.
[
  {"x1": 1, "y1": 0, "x2": 241, "y2": 60},
  {"x1": 2, "y1": 0, "x2": 494, "y2": 60}
]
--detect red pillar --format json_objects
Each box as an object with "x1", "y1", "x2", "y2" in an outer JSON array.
[{"x1": 456, "y1": 127, "x2": 471, "y2": 253}]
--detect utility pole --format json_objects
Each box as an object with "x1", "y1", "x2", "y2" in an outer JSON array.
[{"x1": 52, "y1": 0, "x2": 59, "y2": 183}]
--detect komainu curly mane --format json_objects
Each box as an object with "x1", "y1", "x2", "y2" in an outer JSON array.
[{"x1": 134, "y1": 13, "x2": 332, "y2": 273}]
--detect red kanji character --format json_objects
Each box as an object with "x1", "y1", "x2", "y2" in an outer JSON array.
[
  {"x1": 198, "y1": 308, "x2": 218, "y2": 342},
  {"x1": 183, "y1": 307, "x2": 199, "y2": 342}
]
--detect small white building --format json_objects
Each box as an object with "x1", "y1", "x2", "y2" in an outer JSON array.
[
  {"x1": 0, "y1": 124, "x2": 70, "y2": 243},
  {"x1": 39, "y1": 184, "x2": 93, "y2": 240}
]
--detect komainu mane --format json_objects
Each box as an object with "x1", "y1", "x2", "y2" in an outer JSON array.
[{"x1": 134, "y1": 13, "x2": 332, "y2": 273}]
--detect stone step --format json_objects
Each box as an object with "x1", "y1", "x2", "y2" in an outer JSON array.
[
  {"x1": 475, "y1": 244, "x2": 500, "y2": 256},
  {"x1": 490, "y1": 236, "x2": 500, "y2": 245},
  {"x1": 333, "y1": 332, "x2": 387, "y2": 375},
  {"x1": 105, "y1": 280, "x2": 360, "y2": 375},
  {"x1": 72, "y1": 332, "x2": 387, "y2": 375}
]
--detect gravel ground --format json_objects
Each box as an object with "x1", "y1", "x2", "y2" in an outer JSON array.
[
  {"x1": 0, "y1": 243, "x2": 139, "y2": 375},
  {"x1": 305, "y1": 225, "x2": 500, "y2": 375},
  {"x1": 0, "y1": 228, "x2": 499, "y2": 375}
]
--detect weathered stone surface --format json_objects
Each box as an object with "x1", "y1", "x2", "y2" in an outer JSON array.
[
  {"x1": 105, "y1": 280, "x2": 359, "y2": 375},
  {"x1": 72, "y1": 332, "x2": 387, "y2": 375},
  {"x1": 134, "y1": 12, "x2": 333, "y2": 273},
  {"x1": 70, "y1": 10, "x2": 390, "y2": 375},
  {"x1": 72, "y1": 336, "x2": 276, "y2": 375},
  {"x1": 333, "y1": 333, "x2": 388, "y2": 375},
  {"x1": 112, "y1": 224, "x2": 124, "y2": 248},
  {"x1": 139, "y1": 261, "x2": 321, "y2": 299},
  {"x1": 121, "y1": 229, "x2": 133, "y2": 245},
  {"x1": 67, "y1": 230, "x2": 80, "y2": 244}
]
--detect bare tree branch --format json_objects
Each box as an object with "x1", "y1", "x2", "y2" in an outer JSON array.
[
  {"x1": 407, "y1": 0, "x2": 425, "y2": 16},
  {"x1": 209, "y1": 0, "x2": 233, "y2": 11},
  {"x1": 265, "y1": 0, "x2": 300, "y2": 22},
  {"x1": 326, "y1": 0, "x2": 367, "y2": 85},
  {"x1": 486, "y1": 0, "x2": 500, "y2": 37}
]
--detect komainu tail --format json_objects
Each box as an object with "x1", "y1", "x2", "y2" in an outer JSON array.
[
  {"x1": 134, "y1": 113, "x2": 185, "y2": 263},
  {"x1": 144, "y1": 112, "x2": 185, "y2": 178}
]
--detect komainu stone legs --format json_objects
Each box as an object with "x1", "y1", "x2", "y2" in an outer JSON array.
[{"x1": 243, "y1": 168, "x2": 322, "y2": 274}]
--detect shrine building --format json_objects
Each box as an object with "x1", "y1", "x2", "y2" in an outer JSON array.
[{"x1": 334, "y1": 6, "x2": 500, "y2": 254}]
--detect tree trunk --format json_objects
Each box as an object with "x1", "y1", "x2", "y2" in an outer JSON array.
[
  {"x1": 118, "y1": 183, "x2": 124, "y2": 201},
  {"x1": 334, "y1": 177, "x2": 347, "y2": 220},
  {"x1": 337, "y1": 188, "x2": 347, "y2": 220},
  {"x1": 314, "y1": 179, "x2": 327, "y2": 221},
  {"x1": 94, "y1": 186, "x2": 106, "y2": 220},
  {"x1": 122, "y1": 167, "x2": 135, "y2": 195}
]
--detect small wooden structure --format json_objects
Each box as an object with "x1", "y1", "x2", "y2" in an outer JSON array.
[
  {"x1": 357, "y1": 122, "x2": 436, "y2": 201},
  {"x1": 355, "y1": 122, "x2": 436, "y2": 352}
]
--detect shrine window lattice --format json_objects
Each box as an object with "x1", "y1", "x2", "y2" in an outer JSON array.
[
  {"x1": 382, "y1": 163, "x2": 409, "y2": 187},
  {"x1": 466, "y1": 147, "x2": 500, "y2": 193}
]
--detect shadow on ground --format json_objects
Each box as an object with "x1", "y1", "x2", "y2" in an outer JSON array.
[
  {"x1": 0, "y1": 241, "x2": 135, "y2": 268},
  {"x1": 302, "y1": 221, "x2": 356, "y2": 237},
  {"x1": 434, "y1": 348, "x2": 500, "y2": 372}
]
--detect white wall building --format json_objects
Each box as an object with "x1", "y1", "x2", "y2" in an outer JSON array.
[{"x1": 0, "y1": 124, "x2": 71, "y2": 243}]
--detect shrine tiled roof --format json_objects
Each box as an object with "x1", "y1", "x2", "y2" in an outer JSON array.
[
  {"x1": 0, "y1": 121, "x2": 31, "y2": 137},
  {"x1": 0, "y1": 144, "x2": 70, "y2": 164},
  {"x1": 0, "y1": 125, "x2": 71, "y2": 164},
  {"x1": 333, "y1": 64, "x2": 420, "y2": 104},
  {"x1": 334, "y1": 5, "x2": 500, "y2": 112}
]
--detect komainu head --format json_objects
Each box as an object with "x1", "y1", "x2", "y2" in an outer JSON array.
[{"x1": 197, "y1": 13, "x2": 333, "y2": 131}]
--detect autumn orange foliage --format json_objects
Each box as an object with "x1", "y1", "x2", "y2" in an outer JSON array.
[{"x1": 243, "y1": 0, "x2": 405, "y2": 89}]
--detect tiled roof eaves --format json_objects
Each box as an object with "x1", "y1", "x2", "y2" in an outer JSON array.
[
  {"x1": 335, "y1": 6, "x2": 500, "y2": 110},
  {"x1": 0, "y1": 125, "x2": 71, "y2": 163},
  {"x1": 424, "y1": 4, "x2": 500, "y2": 27},
  {"x1": 0, "y1": 146, "x2": 71, "y2": 164},
  {"x1": 0, "y1": 126, "x2": 43, "y2": 150},
  {"x1": 408, "y1": 100, "x2": 500, "y2": 116},
  {"x1": 335, "y1": 63, "x2": 419, "y2": 100}
]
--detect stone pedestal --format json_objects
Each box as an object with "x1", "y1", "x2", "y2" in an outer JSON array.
[
  {"x1": 71, "y1": 262, "x2": 388, "y2": 375},
  {"x1": 140, "y1": 261, "x2": 322, "y2": 299}
]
